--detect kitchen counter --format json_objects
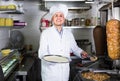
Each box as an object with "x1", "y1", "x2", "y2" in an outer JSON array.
[
  {"x1": 5, "y1": 53, "x2": 41, "y2": 81},
  {"x1": 72, "y1": 56, "x2": 120, "y2": 81},
  {"x1": 15, "y1": 55, "x2": 35, "y2": 81}
]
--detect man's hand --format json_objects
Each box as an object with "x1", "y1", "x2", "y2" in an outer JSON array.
[{"x1": 81, "y1": 51, "x2": 88, "y2": 59}]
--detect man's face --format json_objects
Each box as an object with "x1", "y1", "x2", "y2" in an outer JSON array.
[{"x1": 52, "y1": 12, "x2": 65, "y2": 26}]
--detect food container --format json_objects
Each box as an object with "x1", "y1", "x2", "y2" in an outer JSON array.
[
  {"x1": 5, "y1": 18, "x2": 13, "y2": 26},
  {"x1": 85, "y1": 19, "x2": 91, "y2": 26},
  {"x1": 80, "y1": 18, "x2": 85, "y2": 26},
  {"x1": 72, "y1": 18, "x2": 80, "y2": 26},
  {"x1": 1, "y1": 49, "x2": 11, "y2": 56},
  {"x1": 0, "y1": 18, "x2": 5, "y2": 26},
  {"x1": 41, "y1": 18, "x2": 49, "y2": 27},
  {"x1": 75, "y1": 70, "x2": 120, "y2": 81}
]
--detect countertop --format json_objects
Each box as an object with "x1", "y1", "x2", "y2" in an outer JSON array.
[
  {"x1": 73, "y1": 57, "x2": 120, "y2": 81},
  {"x1": 5, "y1": 54, "x2": 35, "y2": 81}
]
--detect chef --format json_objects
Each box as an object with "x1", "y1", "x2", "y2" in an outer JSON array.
[{"x1": 38, "y1": 4, "x2": 88, "y2": 81}]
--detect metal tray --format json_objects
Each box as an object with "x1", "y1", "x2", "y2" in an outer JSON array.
[
  {"x1": 75, "y1": 70, "x2": 120, "y2": 81},
  {"x1": 42, "y1": 55, "x2": 70, "y2": 63}
]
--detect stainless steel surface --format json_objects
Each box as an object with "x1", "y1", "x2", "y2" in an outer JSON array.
[
  {"x1": 4, "y1": 61, "x2": 18, "y2": 78},
  {"x1": 78, "y1": 70, "x2": 120, "y2": 81},
  {"x1": 92, "y1": 69, "x2": 119, "y2": 74},
  {"x1": 16, "y1": 71, "x2": 27, "y2": 81},
  {"x1": 0, "y1": 50, "x2": 20, "y2": 79},
  {"x1": 113, "y1": 60, "x2": 120, "y2": 69},
  {"x1": 76, "y1": 39, "x2": 92, "y2": 54},
  {"x1": 16, "y1": 71, "x2": 27, "y2": 75},
  {"x1": 40, "y1": 0, "x2": 91, "y2": 11},
  {"x1": 43, "y1": 55, "x2": 70, "y2": 63},
  {"x1": 74, "y1": 56, "x2": 120, "y2": 81},
  {"x1": 44, "y1": 0, "x2": 85, "y2": 1}
]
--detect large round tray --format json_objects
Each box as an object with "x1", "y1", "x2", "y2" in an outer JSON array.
[{"x1": 42, "y1": 55, "x2": 70, "y2": 63}]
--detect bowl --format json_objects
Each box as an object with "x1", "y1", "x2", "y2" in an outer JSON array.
[{"x1": 1, "y1": 49, "x2": 11, "y2": 56}]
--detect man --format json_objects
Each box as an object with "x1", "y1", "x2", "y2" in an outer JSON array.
[{"x1": 39, "y1": 4, "x2": 88, "y2": 81}]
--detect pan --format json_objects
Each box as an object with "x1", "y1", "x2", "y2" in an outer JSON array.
[
  {"x1": 42, "y1": 55, "x2": 70, "y2": 63},
  {"x1": 79, "y1": 70, "x2": 120, "y2": 81}
]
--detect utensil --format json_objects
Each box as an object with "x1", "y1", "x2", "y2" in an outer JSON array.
[
  {"x1": 88, "y1": 54, "x2": 98, "y2": 61},
  {"x1": 91, "y1": 69, "x2": 119, "y2": 74},
  {"x1": 42, "y1": 55, "x2": 70, "y2": 63}
]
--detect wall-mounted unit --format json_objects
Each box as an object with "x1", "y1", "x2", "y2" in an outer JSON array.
[{"x1": 39, "y1": 0, "x2": 92, "y2": 11}]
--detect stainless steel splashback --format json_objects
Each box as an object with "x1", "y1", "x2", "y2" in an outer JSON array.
[{"x1": 40, "y1": 0, "x2": 91, "y2": 11}]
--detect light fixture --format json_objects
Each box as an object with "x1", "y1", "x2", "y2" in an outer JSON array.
[{"x1": 85, "y1": 0, "x2": 94, "y2": 3}]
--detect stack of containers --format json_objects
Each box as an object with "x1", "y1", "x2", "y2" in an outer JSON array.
[{"x1": 0, "y1": 18, "x2": 13, "y2": 27}]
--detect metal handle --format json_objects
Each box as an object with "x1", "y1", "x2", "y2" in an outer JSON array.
[{"x1": 92, "y1": 69, "x2": 119, "y2": 74}]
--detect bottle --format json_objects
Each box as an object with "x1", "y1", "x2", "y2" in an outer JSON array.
[
  {"x1": 41, "y1": 18, "x2": 49, "y2": 27},
  {"x1": 80, "y1": 18, "x2": 85, "y2": 26},
  {"x1": 14, "y1": 22, "x2": 27, "y2": 26},
  {"x1": 97, "y1": 17, "x2": 100, "y2": 26},
  {"x1": 85, "y1": 18, "x2": 91, "y2": 26}
]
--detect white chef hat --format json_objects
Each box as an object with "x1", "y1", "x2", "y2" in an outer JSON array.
[{"x1": 50, "y1": 4, "x2": 68, "y2": 18}]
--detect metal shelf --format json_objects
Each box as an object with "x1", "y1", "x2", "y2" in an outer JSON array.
[
  {"x1": 41, "y1": 26, "x2": 95, "y2": 30},
  {"x1": 68, "y1": 6, "x2": 91, "y2": 10},
  {"x1": 0, "y1": 26, "x2": 25, "y2": 29},
  {"x1": 41, "y1": 0, "x2": 91, "y2": 11},
  {"x1": 44, "y1": 0, "x2": 85, "y2": 1},
  {"x1": 0, "y1": 10, "x2": 24, "y2": 14},
  {"x1": 63, "y1": 26, "x2": 95, "y2": 29}
]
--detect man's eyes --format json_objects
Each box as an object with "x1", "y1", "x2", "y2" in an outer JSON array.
[{"x1": 55, "y1": 15, "x2": 63, "y2": 17}]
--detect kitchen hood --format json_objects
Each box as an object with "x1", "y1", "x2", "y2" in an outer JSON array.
[
  {"x1": 44, "y1": 0, "x2": 85, "y2": 1},
  {"x1": 39, "y1": 0, "x2": 92, "y2": 11},
  {"x1": 99, "y1": 0, "x2": 120, "y2": 11}
]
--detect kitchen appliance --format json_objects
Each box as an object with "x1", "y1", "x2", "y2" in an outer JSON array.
[
  {"x1": 39, "y1": 0, "x2": 91, "y2": 11},
  {"x1": 9, "y1": 30, "x2": 24, "y2": 50},
  {"x1": 99, "y1": 1, "x2": 120, "y2": 26},
  {"x1": 99, "y1": 1, "x2": 120, "y2": 70},
  {"x1": 79, "y1": 70, "x2": 120, "y2": 81},
  {"x1": 0, "y1": 50, "x2": 20, "y2": 80},
  {"x1": 76, "y1": 39, "x2": 92, "y2": 54},
  {"x1": 73, "y1": 57, "x2": 120, "y2": 81}
]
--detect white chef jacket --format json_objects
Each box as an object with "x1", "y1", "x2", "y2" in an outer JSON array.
[{"x1": 38, "y1": 25, "x2": 83, "y2": 81}]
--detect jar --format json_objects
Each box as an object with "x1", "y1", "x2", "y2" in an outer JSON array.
[
  {"x1": 64, "y1": 19, "x2": 68, "y2": 26},
  {"x1": 74, "y1": 18, "x2": 79, "y2": 26},
  {"x1": 41, "y1": 18, "x2": 49, "y2": 27},
  {"x1": 85, "y1": 19, "x2": 91, "y2": 26},
  {"x1": 80, "y1": 18, "x2": 85, "y2": 26},
  {"x1": 0, "y1": 18, "x2": 5, "y2": 26},
  {"x1": 67, "y1": 20, "x2": 72, "y2": 26}
]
